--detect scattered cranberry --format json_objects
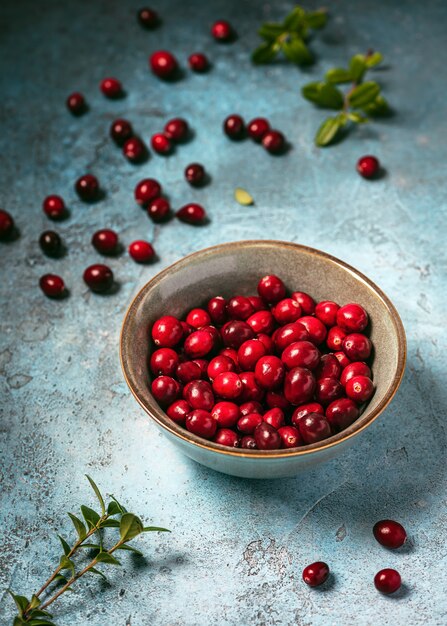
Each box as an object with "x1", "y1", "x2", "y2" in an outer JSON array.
[
  {"x1": 211, "y1": 20, "x2": 233, "y2": 42},
  {"x1": 166, "y1": 399, "x2": 190, "y2": 424},
  {"x1": 247, "y1": 118, "x2": 270, "y2": 142},
  {"x1": 151, "y1": 133, "x2": 172, "y2": 155},
  {"x1": 374, "y1": 569, "x2": 401, "y2": 594},
  {"x1": 39, "y1": 274, "x2": 66, "y2": 298},
  {"x1": 281, "y1": 341, "x2": 320, "y2": 371},
  {"x1": 186, "y1": 410, "x2": 216, "y2": 439},
  {"x1": 83, "y1": 264, "x2": 114, "y2": 293},
  {"x1": 188, "y1": 52, "x2": 209, "y2": 72},
  {"x1": 123, "y1": 137, "x2": 147, "y2": 162},
  {"x1": 299, "y1": 413, "x2": 331, "y2": 444},
  {"x1": 150, "y1": 348, "x2": 179, "y2": 377},
  {"x1": 373, "y1": 520, "x2": 407, "y2": 549},
  {"x1": 278, "y1": 425, "x2": 302, "y2": 448},
  {"x1": 135, "y1": 178, "x2": 162, "y2": 206},
  {"x1": 110, "y1": 119, "x2": 133, "y2": 144},
  {"x1": 152, "y1": 316, "x2": 183, "y2": 348},
  {"x1": 208, "y1": 296, "x2": 227, "y2": 325},
  {"x1": 212, "y1": 401, "x2": 240, "y2": 428},
  {"x1": 176, "y1": 203, "x2": 207, "y2": 225},
  {"x1": 337, "y1": 303, "x2": 368, "y2": 333},
  {"x1": 185, "y1": 163, "x2": 205, "y2": 186},
  {"x1": 284, "y1": 367, "x2": 316, "y2": 405},
  {"x1": 164, "y1": 118, "x2": 189, "y2": 142},
  {"x1": 129, "y1": 240, "x2": 155, "y2": 263},
  {"x1": 0, "y1": 210, "x2": 15, "y2": 240},
  {"x1": 39, "y1": 231, "x2": 62, "y2": 257},
  {"x1": 150, "y1": 50, "x2": 178, "y2": 79},
  {"x1": 91, "y1": 229, "x2": 118, "y2": 256},
  {"x1": 325, "y1": 398, "x2": 359, "y2": 431},
  {"x1": 214, "y1": 428, "x2": 239, "y2": 447},
  {"x1": 148, "y1": 197, "x2": 170, "y2": 222},
  {"x1": 291, "y1": 291, "x2": 316, "y2": 315},
  {"x1": 345, "y1": 375, "x2": 374, "y2": 403},
  {"x1": 75, "y1": 175, "x2": 99, "y2": 202},
  {"x1": 241, "y1": 436, "x2": 257, "y2": 449},
  {"x1": 254, "y1": 356, "x2": 284, "y2": 390},
  {"x1": 298, "y1": 316, "x2": 327, "y2": 346},
  {"x1": 340, "y1": 361, "x2": 371, "y2": 386},
  {"x1": 302, "y1": 562, "x2": 329, "y2": 587},
  {"x1": 223, "y1": 114, "x2": 245, "y2": 139},
  {"x1": 316, "y1": 377, "x2": 344, "y2": 405},
  {"x1": 43, "y1": 195, "x2": 66, "y2": 220},
  {"x1": 262, "y1": 130, "x2": 285, "y2": 154},
  {"x1": 237, "y1": 412, "x2": 263, "y2": 435},
  {"x1": 263, "y1": 407, "x2": 285, "y2": 429},
  {"x1": 315, "y1": 301, "x2": 339, "y2": 327},
  {"x1": 138, "y1": 7, "x2": 159, "y2": 28},
  {"x1": 222, "y1": 320, "x2": 255, "y2": 348},
  {"x1": 183, "y1": 380, "x2": 214, "y2": 411},
  {"x1": 342, "y1": 333, "x2": 372, "y2": 360},
  {"x1": 254, "y1": 422, "x2": 281, "y2": 450},
  {"x1": 66, "y1": 92, "x2": 86, "y2": 115},
  {"x1": 357, "y1": 155, "x2": 380, "y2": 179},
  {"x1": 100, "y1": 77, "x2": 123, "y2": 98}
]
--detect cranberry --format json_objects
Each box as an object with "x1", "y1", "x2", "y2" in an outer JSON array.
[
  {"x1": 221, "y1": 320, "x2": 254, "y2": 348},
  {"x1": 263, "y1": 407, "x2": 285, "y2": 429},
  {"x1": 257, "y1": 274, "x2": 285, "y2": 304},
  {"x1": 278, "y1": 426, "x2": 302, "y2": 448},
  {"x1": 151, "y1": 375, "x2": 179, "y2": 405},
  {"x1": 291, "y1": 291, "x2": 316, "y2": 315},
  {"x1": 342, "y1": 333, "x2": 372, "y2": 360},
  {"x1": 184, "y1": 329, "x2": 214, "y2": 358},
  {"x1": 246, "y1": 311, "x2": 274, "y2": 335},
  {"x1": 211, "y1": 20, "x2": 233, "y2": 42},
  {"x1": 128, "y1": 240, "x2": 155, "y2": 263},
  {"x1": 151, "y1": 133, "x2": 172, "y2": 155},
  {"x1": 254, "y1": 356, "x2": 284, "y2": 390},
  {"x1": 345, "y1": 375, "x2": 374, "y2": 403},
  {"x1": 374, "y1": 569, "x2": 401, "y2": 594},
  {"x1": 66, "y1": 92, "x2": 86, "y2": 115},
  {"x1": 185, "y1": 163, "x2": 205, "y2": 186},
  {"x1": 202, "y1": 325, "x2": 221, "y2": 351},
  {"x1": 39, "y1": 274, "x2": 66, "y2": 298},
  {"x1": 135, "y1": 178, "x2": 162, "y2": 206},
  {"x1": 337, "y1": 303, "x2": 368, "y2": 332},
  {"x1": 262, "y1": 130, "x2": 285, "y2": 154},
  {"x1": 254, "y1": 422, "x2": 281, "y2": 450},
  {"x1": 302, "y1": 562, "x2": 329, "y2": 587},
  {"x1": 357, "y1": 155, "x2": 380, "y2": 179},
  {"x1": 183, "y1": 380, "x2": 214, "y2": 411},
  {"x1": 334, "y1": 351, "x2": 351, "y2": 368},
  {"x1": 315, "y1": 300, "x2": 339, "y2": 327},
  {"x1": 274, "y1": 323, "x2": 309, "y2": 352},
  {"x1": 297, "y1": 316, "x2": 327, "y2": 346},
  {"x1": 181, "y1": 322, "x2": 194, "y2": 338},
  {"x1": 92, "y1": 229, "x2": 118, "y2": 255},
  {"x1": 265, "y1": 391, "x2": 290, "y2": 411},
  {"x1": 325, "y1": 398, "x2": 359, "y2": 431},
  {"x1": 150, "y1": 50, "x2": 178, "y2": 79},
  {"x1": 240, "y1": 401, "x2": 263, "y2": 416},
  {"x1": 188, "y1": 52, "x2": 209, "y2": 72},
  {"x1": 100, "y1": 77, "x2": 122, "y2": 98},
  {"x1": 219, "y1": 347, "x2": 239, "y2": 366},
  {"x1": 208, "y1": 296, "x2": 227, "y2": 325},
  {"x1": 39, "y1": 231, "x2": 62, "y2": 257},
  {"x1": 186, "y1": 409, "x2": 216, "y2": 439},
  {"x1": 192, "y1": 359, "x2": 208, "y2": 377},
  {"x1": 272, "y1": 298, "x2": 301, "y2": 324},
  {"x1": 340, "y1": 361, "x2": 372, "y2": 386},
  {"x1": 148, "y1": 197, "x2": 171, "y2": 222},
  {"x1": 237, "y1": 413, "x2": 263, "y2": 435},
  {"x1": 214, "y1": 428, "x2": 239, "y2": 447},
  {"x1": 152, "y1": 316, "x2": 183, "y2": 348},
  {"x1": 123, "y1": 137, "x2": 147, "y2": 162},
  {"x1": 299, "y1": 413, "x2": 331, "y2": 444},
  {"x1": 0, "y1": 209, "x2": 14, "y2": 239},
  {"x1": 291, "y1": 402, "x2": 324, "y2": 427},
  {"x1": 83, "y1": 264, "x2": 113, "y2": 293},
  {"x1": 326, "y1": 326, "x2": 347, "y2": 351},
  {"x1": 238, "y1": 339, "x2": 266, "y2": 370},
  {"x1": 185, "y1": 308, "x2": 209, "y2": 329},
  {"x1": 223, "y1": 114, "x2": 245, "y2": 139},
  {"x1": 257, "y1": 333, "x2": 274, "y2": 354},
  {"x1": 316, "y1": 377, "x2": 344, "y2": 405},
  {"x1": 176, "y1": 203, "x2": 207, "y2": 225},
  {"x1": 227, "y1": 296, "x2": 254, "y2": 320},
  {"x1": 43, "y1": 195, "x2": 66, "y2": 220},
  {"x1": 212, "y1": 401, "x2": 240, "y2": 428},
  {"x1": 164, "y1": 118, "x2": 189, "y2": 142},
  {"x1": 176, "y1": 361, "x2": 202, "y2": 383},
  {"x1": 284, "y1": 367, "x2": 316, "y2": 405},
  {"x1": 247, "y1": 118, "x2": 270, "y2": 142},
  {"x1": 239, "y1": 371, "x2": 264, "y2": 402},
  {"x1": 281, "y1": 341, "x2": 320, "y2": 371},
  {"x1": 316, "y1": 354, "x2": 341, "y2": 380},
  {"x1": 207, "y1": 355, "x2": 236, "y2": 380},
  {"x1": 247, "y1": 295, "x2": 266, "y2": 311},
  {"x1": 213, "y1": 372, "x2": 243, "y2": 399},
  {"x1": 166, "y1": 399, "x2": 191, "y2": 424},
  {"x1": 241, "y1": 436, "x2": 257, "y2": 449},
  {"x1": 138, "y1": 7, "x2": 159, "y2": 28},
  {"x1": 150, "y1": 348, "x2": 179, "y2": 376},
  {"x1": 75, "y1": 174, "x2": 99, "y2": 202},
  {"x1": 110, "y1": 119, "x2": 133, "y2": 144},
  {"x1": 373, "y1": 520, "x2": 407, "y2": 549}
]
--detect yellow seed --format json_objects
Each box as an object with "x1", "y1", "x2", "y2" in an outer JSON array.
[{"x1": 234, "y1": 187, "x2": 254, "y2": 206}]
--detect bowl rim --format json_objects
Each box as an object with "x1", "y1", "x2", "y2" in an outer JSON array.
[{"x1": 120, "y1": 240, "x2": 407, "y2": 459}]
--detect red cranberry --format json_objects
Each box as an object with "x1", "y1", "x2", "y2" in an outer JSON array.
[
  {"x1": 176, "y1": 361, "x2": 202, "y2": 383},
  {"x1": 214, "y1": 428, "x2": 239, "y2": 447},
  {"x1": 297, "y1": 316, "x2": 327, "y2": 346},
  {"x1": 152, "y1": 316, "x2": 183, "y2": 348},
  {"x1": 203, "y1": 325, "x2": 222, "y2": 351},
  {"x1": 39, "y1": 274, "x2": 66, "y2": 298},
  {"x1": 150, "y1": 348, "x2": 179, "y2": 376},
  {"x1": 166, "y1": 399, "x2": 190, "y2": 424},
  {"x1": 278, "y1": 425, "x2": 302, "y2": 448},
  {"x1": 208, "y1": 296, "x2": 227, "y2": 325},
  {"x1": 151, "y1": 375, "x2": 179, "y2": 406},
  {"x1": 123, "y1": 137, "x2": 146, "y2": 162},
  {"x1": 373, "y1": 520, "x2": 407, "y2": 549},
  {"x1": 39, "y1": 231, "x2": 62, "y2": 257},
  {"x1": 43, "y1": 195, "x2": 66, "y2": 220},
  {"x1": 299, "y1": 413, "x2": 331, "y2": 444},
  {"x1": 291, "y1": 291, "x2": 316, "y2": 315},
  {"x1": 315, "y1": 300, "x2": 340, "y2": 327},
  {"x1": 192, "y1": 359, "x2": 208, "y2": 377},
  {"x1": 184, "y1": 329, "x2": 214, "y2": 358},
  {"x1": 340, "y1": 361, "x2": 372, "y2": 386},
  {"x1": 100, "y1": 77, "x2": 122, "y2": 98},
  {"x1": 221, "y1": 320, "x2": 254, "y2": 348},
  {"x1": 247, "y1": 295, "x2": 266, "y2": 311},
  {"x1": 92, "y1": 229, "x2": 118, "y2": 255},
  {"x1": 265, "y1": 391, "x2": 290, "y2": 411},
  {"x1": 337, "y1": 303, "x2": 369, "y2": 332},
  {"x1": 176, "y1": 203, "x2": 207, "y2": 225},
  {"x1": 211, "y1": 20, "x2": 233, "y2": 42},
  {"x1": 374, "y1": 569, "x2": 401, "y2": 594},
  {"x1": 185, "y1": 163, "x2": 205, "y2": 186},
  {"x1": 241, "y1": 436, "x2": 257, "y2": 449},
  {"x1": 183, "y1": 380, "x2": 214, "y2": 411},
  {"x1": 83, "y1": 264, "x2": 113, "y2": 293},
  {"x1": 181, "y1": 322, "x2": 194, "y2": 338},
  {"x1": 238, "y1": 339, "x2": 266, "y2": 370},
  {"x1": 257, "y1": 333, "x2": 274, "y2": 354},
  {"x1": 207, "y1": 355, "x2": 235, "y2": 380},
  {"x1": 240, "y1": 401, "x2": 263, "y2": 416},
  {"x1": 316, "y1": 377, "x2": 344, "y2": 405},
  {"x1": 75, "y1": 175, "x2": 99, "y2": 202},
  {"x1": 237, "y1": 413, "x2": 263, "y2": 435},
  {"x1": 326, "y1": 326, "x2": 347, "y2": 351},
  {"x1": 186, "y1": 409, "x2": 216, "y2": 439},
  {"x1": 66, "y1": 92, "x2": 86, "y2": 115},
  {"x1": 213, "y1": 372, "x2": 243, "y2": 399},
  {"x1": 135, "y1": 178, "x2": 162, "y2": 206},
  {"x1": 239, "y1": 371, "x2": 264, "y2": 402},
  {"x1": 188, "y1": 52, "x2": 209, "y2": 72},
  {"x1": 284, "y1": 367, "x2": 316, "y2": 405},
  {"x1": 316, "y1": 354, "x2": 341, "y2": 380},
  {"x1": 110, "y1": 119, "x2": 133, "y2": 144},
  {"x1": 291, "y1": 402, "x2": 324, "y2": 427},
  {"x1": 302, "y1": 562, "x2": 329, "y2": 587},
  {"x1": 0, "y1": 209, "x2": 14, "y2": 239},
  {"x1": 164, "y1": 118, "x2": 189, "y2": 142},
  {"x1": 263, "y1": 407, "x2": 285, "y2": 430},
  {"x1": 227, "y1": 296, "x2": 254, "y2": 320},
  {"x1": 274, "y1": 322, "x2": 309, "y2": 352},
  {"x1": 334, "y1": 351, "x2": 351, "y2": 368},
  {"x1": 262, "y1": 130, "x2": 285, "y2": 154},
  {"x1": 223, "y1": 114, "x2": 245, "y2": 139},
  {"x1": 129, "y1": 240, "x2": 155, "y2": 263},
  {"x1": 212, "y1": 401, "x2": 240, "y2": 428},
  {"x1": 281, "y1": 341, "x2": 320, "y2": 371},
  {"x1": 246, "y1": 310, "x2": 274, "y2": 335},
  {"x1": 325, "y1": 398, "x2": 359, "y2": 431},
  {"x1": 272, "y1": 298, "x2": 301, "y2": 324},
  {"x1": 148, "y1": 197, "x2": 170, "y2": 222},
  {"x1": 138, "y1": 7, "x2": 159, "y2": 28},
  {"x1": 345, "y1": 375, "x2": 374, "y2": 403},
  {"x1": 219, "y1": 347, "x2": 239, "y2": 367},
  {"x1": 357, "y1": 155, "x2": 380, "y2": 179},
  {"x1": 254, "y1": 356, "x2": 284, "y2": 390},
  {"x1": 247, "y1": 118, "x2": 270, "y2": 142},
  {"x1": 186, "y1": 308, "x2": 210, "y2": 329},
  {"x1": 342, "y1": 333, "x2": 372, "y2": 360},
  {"x1": 150, "y1": 50, "x2": 178, "y2": 79},
  {"x1": 257, "y1": 274, "x2": 285, "y2": 304},
  {"x1": 151, "y1": 133, "x2": 172, "y2": 155},
  {"x1": 254, "y1": 422, "x2": 281, "y2": 450}
]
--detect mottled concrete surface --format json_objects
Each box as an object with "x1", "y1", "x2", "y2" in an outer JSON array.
[{"x1": 0, "y1": 0, "x2": 446, "y2": 624}]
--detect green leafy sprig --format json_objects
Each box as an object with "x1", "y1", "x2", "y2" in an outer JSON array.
[
  {"x1": 252, "y1": 5, "x2": 328, "y2": 66},
  {"x1": 9, "y1": 476, "x2": 169, "y2": 625},
  {"x1": 301, "y1": 50, "x2": 389, "y2": 146}
]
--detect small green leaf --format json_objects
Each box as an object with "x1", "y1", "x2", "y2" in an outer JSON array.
[
  {"x1": 315, "y1": 116, "x2": 341, "y2": 147},
  {"x1": 251, "y1": 42, "x2": 278, "y2": 65},
  {"x1": 348, "y1": 81, "x2": 380, "y2": 108},
  {"x1": 120, "y1": 513, "x2": 143, "y2": 542},
  {"x1": 116, "y1": 544, "x2": 144, "y2": 556},
  {"x1": 96, "y1": 552, "x2": 121, "y2": 566},
  {"x1": 86, "y1": 475, "x2": 106, "y2": 515},
  {"x1": 68, "y1": 513, "x2": 87, "y2": 540},
  {"x1": 27, "y1": 609, "x2": 53, "y2": 618},
  {"x1": 99, "y1": 518, "x2": 120, "y2": 528},
  {"x1": 80, "y1": 505, "x2": 100, "y2": 529},
  {"x1": 258, "y1": 22, "x2": 284, "y2": 41},
  {"x1": 107, "y1": 501, "x2": 122, "y2": 516},
  {"x1": 347, "y1": 112, "x2": 369, "y2": 123},
  {"x1": 58, "y1": 535, "x2": 71, "y2": 556},
  {"x1": 59, "y1": 555, "x2": 75, "y2": 575},
  {"x1": 234, "y1": 188, "x2": 254, "y2": 206},
  {"x1": 301, "y1": 82, "x2": 344, "y2": 109},
  {"x1": 8, "y1": 591, "x2": 29, "y2": 617},
  {"x1": 53, "y1": 574, "x2": 68, "y2": 583},
  {"x1": 283, "y1": 6, "x2": 306, "y2": 32},
  {"x1": 29, "y1": 595, "x2": 41, "y2": 610},
  {"x1": 349, "y1": 54, "x2": 367, "y2": 82},
  {"x1": 325, "y1": 68, "x2": 352, "y2": 84},
  {"x1": 13, "y1": 617, "x2": 25, "y2": 626},
  {"x1": 77, "y1": 543, "x2": 101, "y2": 550},
  {"x1": 27, "y1": 620, "x2": 56, "y2": 626},
  {"x1": 281, "y1": 35, "x2": 313, "y2": 65},
  {"x1": 362, "y1": 94, "x2": 389, "y2": 116},
  {"x1": 88, "y1": 567, "x2": 109, "y2": 580},
  {"x1": 142, "y1": 526, "x2": 171, "y2": 533},
  {"x1": 365, "y1": 51, "x2": 383, "y2": 68},
  {"x1": 305, "y1": 10, "x2": 328, "y2": 29},
  {"x1": 109, "y1": 495, "x2": 128, "y2": 514}
]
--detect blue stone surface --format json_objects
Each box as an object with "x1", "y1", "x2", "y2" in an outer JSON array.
[{"x1": 0, "y1": 1, "x2": 446, "y2": 624}]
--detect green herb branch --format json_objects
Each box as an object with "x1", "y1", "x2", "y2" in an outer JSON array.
[
  {"x1": 252, "y1": 5, "x2": 328, "y2": 66},
  {"x1": 9, "y1": 476, "x2": 169, "y2": 625}
]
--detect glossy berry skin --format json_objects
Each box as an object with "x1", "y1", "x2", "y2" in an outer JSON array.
[
  {"x1": 298, "y1": 316, "x2": 327, "y2": 346},
  {"x1": 316, "y1": 354, "x2": 341, "y2": 381},
  {"x1": 166, "y1": 399, "x2": 191, "y2": 425},
  {"x1": 83, "y1": 264, "x2": 114, "y2": 293},
  {"x1": 151, "y1": 375, "x2": 179, "y2": 406},
  {"x1": 211, "y1": 20, "x2": 233, "y2": 42},
  {"x1": 291, "y1": 402, "x2": 324, "y2": 427},
  {"x1": 43, "y1": 195, "x2": 66, "y2": 220},
  {"x1": 291, "y1": 291, "x2": 316, "y2": 315},
  {"x1": 239, "y1": 372, "x2": 264, "y2": 403},
  {"x1": 208, "y1": 296, "x2": 227, "y2": 325},
  {"x1": 110, "y1": 119, "x2": 133, "y2": 144},
  {"x1": 262, "y1": 130, "x2": 285, "y2": 154},
  {"x1": 212, "y1": 401, "x2": 240, "y2": 428},
  {"x1": 183, "y1": 380, "x2": 214, "y2": 411},
  {"x1": 175, "y1": 361, "x2": 202, "y2": 384},
  {"x1": 316, "y1": 377, "x2": 344, "y2": 406},
  {"x1": 100, "y1": 77, "x2": 122, "y2": 98},
  {"x1": 213, "y1": 372, "x2": 243, "y2": 399},
  {"x1": 258, "y1": 274, "x2": 286, "y2": 304},
  {"x1": 135, "y1": 178, "x2": 162, "y2": 206},
  {"x1": 75, "y1": 175, "x2": 99, "y2": 202},
  {"x1": 152, "y1": 316, "x2": 183, "y2": 348},
  {"x1": 39, "y1": 231, "x2": 62, "y2": 257},
  {"x1": 325, "y1": 398, "x2": 359, "y2": 431},
  {"x1": 138, "y1": 7, "x2": 159, "y2": 28},
  {"x1": 345, "y1": 375, "x2": 374, "y2": 403},
  {"x1": 207, "y1": 355, "x2": 235, "y2": 381},
  {"x1": 176, "y1": 203, "x2": 207, "y2": 225},
  {"x1": 334, "y1": 351, "x2": 351, "y2": 369},
  {"x1": 257, "y1": 333, "x2": 274, "y2": 354},
  {"x1": 185, "y1": 163, "x2": 205, "y2": 186},
  {"x1": 337, "y1": 303, "x2": 368, "y2": 333},
  {"x1": 191, "y1": 359, "x2": 208, "y2": 377},
  {"x1": 254, "y1": 356, "x2": 284, "y2": 390},
  {"x1": 272, "y1": 298, "x2": 301, "y2": 324},
  {"x1": 123, "y1": 137, "x2": 146, "y2": 163},
  {"x1": 247, "y1": 118, "x2": 270, "y2": 142},
  {"x1": 373, "y1": 520, "x2": 407, "y2": 549},
  {"x1": 357, "y1": 155, "x2": 380, "y2": 179},
  {"x1": 265, "y1": 391, "x2": 290, "y2": 412},
  {"x1": 184, "y1": 329, "x2": 214, "y2": 358},
  {"x1": 164, "y1": 118, "x2": 189, "y2": 142},
  {"x1": 223, "y1": 114, "x2": 245, "y2": 139},
  {"x1": 247, "y1": 310, "x2": 274, "y2": 335},
  {"x1": 148, "y1": 197, "x2": 170, "y2": 222},
  {"x1": 299, "y1": 413, "x2": 331, "y2": 444},
  {"x1": 374, "y1": 569, "x2": 401, "y2": 594},
  {"x1": 241, "y1": 436, "x2": 257, "y2": 449},
  {"x1": 284, "y1": 367, "x2": 316, "y2": 406},
  {"x1": 0, "y1": 210, "x2": 14, "y2": 240},
  {"x1": 39, "y1": 274, "x2": 66, "y2": 298},
  {"x1": 186, "y1": 410, "x2": 216, "y2": 439},
  {"x1": 150, "y1": 348, "x2": 179, "y2": 376},
  {"x1": 254, "y1": 422, "x2": 281, "y2": 450},
  {"x1": 188, "y1": 52, "x2": 209, "y2": 72},
  {"x1": 302, "y1": 562, "x2": 329, "y2": 587},
  {"x1": 186, "y1": 308, "x2": 211, "y2": 329},
  {"x1": 240, "y1": 401, "x2": 263, "y2": 416},
  {"x1": 129, "y1": 240, "x2": 155, "y2": 263},
  {"x1": 150, "y1": 50, "x2": 178, "y2": 79},
  {"x1": 221, "y1": 320, "x2": 254, "y2": 348},
  {"x1": 66, "y1": 92, "x2": 86, "y2": 115},
  {"x1": 278, "y1": 426, "x2": 302, "y2": 448},
  {"x1": 281, "y1": 341, "x2": 320, "y2": 371},
  {"x1": 315, "y1": 300, "x2": 339, "y2": 327},
  {"x1": 227, "y1": 296, "x2": 254, "y2": 321},
  {"x1": 237, "y1": 413, "x2": 263, "y2": 435},
  {"x1": 248, "y1": 295, "x2": 266, "y2": 312},
  {"x1": 326, "y1": 326, "x2": 347, "y2": 351},
  {"x1": 340, "y1": 361, "x2": 372, "y2": 386},
  {"x1": 238, "y1": 339, "x2": 266, "y2": 371},
  {"x1": 214, "y1": 428, "x2": 239, "y2": 447},
  {"x1": 263, "y1": 407, "x2": 285, "y2": 430},
  {"x1": 274, "y1": 323, "x2": 309, "y2": 352},
  {"x1": 151, "y1": 133, "x2": 172, "y2": 154},
  {"x1": 342, "y1": 333, "x2": 372, "y2": 361}
]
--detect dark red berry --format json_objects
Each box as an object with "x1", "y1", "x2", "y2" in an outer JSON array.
[
  {"x1": 374, "y1": 569, "x2": 401, "y2": 594},
  {"x1": 211, "y1": 401, "x2": 240, "y2": 428},
  {"x1": 184, "y1": 330, "x2": 214, "y2": 358},
  {"x1": 247, "y1": 117, "x2": 270, "y2": 142},
  {"x1": 92, "y1": 229, "x2": 118, "y2": 255},
  {"x1": 211, "y1": 20, "x2": 233, "y2": 42},
  {"x1": 345, "y1": 375, "x2": 374, "y2": 403},
  {"x1": 148, "y1": 197, "x2": 170, "y2": 222},
  {"x1": 135, "y1": 178, "x2": 162, "y2": 206},
  {"x1": 39, "y1": 231, "x2": 62, "y2": 257},
  {"x1": 221, "y1": 320, "x2": 254, "y2": 349},
  {"x1": 257, "y1": 274, "x2": 285, "y2": 304},
  {"x1": 188, "y1": 52, "x2": 209, "y2": 72},
  {"x1": 166, "y1": 399, "x2": 191, "y2": 425},
  {"x1": 123, "y1": 137, "x2": 147, "y2": 163},
  {"x1": 272, "y1": 298, "x2": 301, "y2": 324},
  {"x1": 302, "y1": 562, "x2": 329, "y2": 587},
  {"x1": 241, "y1": 435, "x2": 257, "y2": 449},
  {"x1": 150, "y1": 50, "x2": 178, "y2": 79},
  {"x1": 262, "y1": 130, "x2": 285, "y2": 154},
  {"x1": 152, "y1": 316, "x2": 183, "y2": 348},
  {"x1": 66, "y1": 92, "x2": 86, "y2": 115},
  {"x1": 237, "y1": 412, "x2": 263, "y2": 435},
  {"x1": 254, "y1": 422, "x2": 281, "y2": 450},
  {"x1": 254, "y1": 356, "x2": 284, "y2": 390},
  {"x1": 186, "y1": 410, "x2": 216, "y2": 439},
  {"x1": 227, "y1": 296, "x2": 254, "y2": 321},
  {"x1": 299, "y1": 413, "x2": 331, "y2": 444},
  {"x1": 373, "y1": 520, "x2": 407, "y2": 549},
  {"x1": 278, "y1": 425, "x2": 302, "y2": 448},
  {"x1": 284, "y1": 367, "x2": 316, "y2": 405},
  {"x1": 110, "y1": 118, "x2": 133, "y2": 144},
  {"x1": 265, "y1": 391, "x2": 290, "y2": 412},
  {"x1": 100, "y1": 77, "x2": 122, "y2": 98},
  {"x1": 185, "y1": 163, "x2": 205, "y2": 186},
  {"x1": 176, "y1": 203, "x2": 207, "y2": 225},
  {"x1": 315, "y1": 300, "x2": 340, "y2": 327},
  {"x1": 334, "y1": 351, "x2": 351, "y2": 369},
  {"x1": 316, "y1": 377, "x2": 344, "y2": 405},
  {"x1": 291, "y1": 291, "x2": 316, "y2": 315},
  {"x1": 138, "y1": 7, "x2": 159, "y2": 28},
  {"x1": 281, "y1": 341, "x2": 320, "y2": 371},
  {"x1": 337, "y1": 303, "x2": 369, "y2": 332},
  {"x1": 214, "y1": 428, "x2": 239, "y2": 447},
  {"x1": 0, "y1": 210, "x2": 15, "y2": 240},
  {"x1": 175, "y1": 361, "x2": 202, "y2": 384},
  {"x1": 342, "y1": 333, "x2": 372, "y2": 360},
  {"x1": 316, "y1": 354, "x2": 341, "y2": 381},
  {"x1": 208, "y1": 296, "x2": 227, "y2": 325},
  {"x1": 83, "y1": 264, "x2": 114, "y2": 293},
  {"x1": 213, "y1": 371, "x2": 243, "y2": 399},
  {"x1": 357, "y1": 155, "x2": 380, "y2": 179},
  {"x1": 297, "y1": 316, "x2": 327, "y2": 346},
  {"x1": 75, "y1": 175, "x2": 99, "y2": 202},
  {"x1": 129, "y1": 240, "x2": 155, "y2": 263},
  {"x1": 223, "y1": 114, "x2": 245, "y2": 139},
  {"x1": 340, "y1": 361, "x2": 371, "y2": 386},
  {"x1": 239, "y1": 371, "x2": 264, "y2": 403},
  {"x1": 325, "y1": 398, "x2": 359, "y2": 431},
  {"x1": 183, "y1": 380, "x2": 214, "y2": 411},
  {"x1": 43, "y1": 195, "x2": 66, "y2": 220},
  {"x1": 291, "y1": 402, "x2": 324, "y2": 428},
  {"x1": 247, "y1": 295, "x2": 266, "y2": 311},
  {"x1": 151, "y1": 133, "x2": 171, "y2": 155},
  {"x1": 164, "y1": 118, "x2": 189, "y2": 142},
  {"x1": 150, "y1": 348, "x2": 179, "y2": 377},
  {"x1": 39, "y1": 274, "x2": 66, "y2": 298}
]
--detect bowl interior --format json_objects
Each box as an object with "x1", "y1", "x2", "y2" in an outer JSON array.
[{"x1": 120, "y1": 240, "x2": 406, "y2": 456}]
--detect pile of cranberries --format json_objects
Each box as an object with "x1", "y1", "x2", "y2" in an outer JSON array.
[
  {"x1": 223, "y1": 115, "x2": 286, "y2": 154},
  {"x1": 149, "y1": 274, "x2": 375, "y2": 450}
]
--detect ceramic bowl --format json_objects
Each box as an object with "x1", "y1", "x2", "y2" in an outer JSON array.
[{"x1": 120, "y1": 240, "x2": 406, "y2": 479}]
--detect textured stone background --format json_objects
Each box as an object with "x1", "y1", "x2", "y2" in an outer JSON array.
[{"x1": 0, "y1": 0, "x2": 446, "y2": 624}]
